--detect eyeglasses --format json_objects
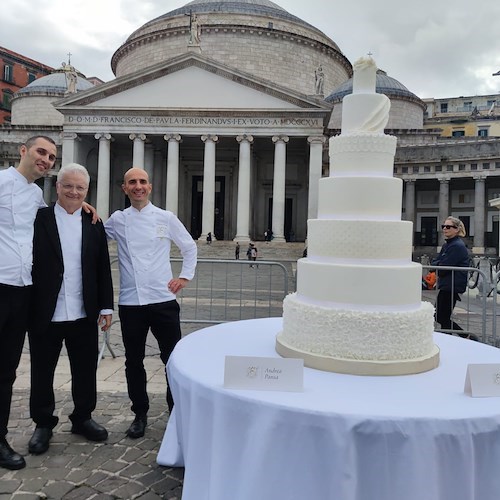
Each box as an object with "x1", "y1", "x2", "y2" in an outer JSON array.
[
  {"x1": 59, "y1": 183, "x2": 87, "y2": 193},
  {"x1": 441, "y1": 225, "x2": 457, "y2": 230}
]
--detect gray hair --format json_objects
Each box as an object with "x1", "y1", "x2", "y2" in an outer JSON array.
[{"x1": 57, "y1": 163, "x2": 90, "y2": 185}]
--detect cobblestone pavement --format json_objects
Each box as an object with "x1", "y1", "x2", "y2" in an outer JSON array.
[
  {"x1": 1, "y1": 327, "x2": 193, "y2": 500},
  {"x1": 1, "y1": 389, "x2": 183, "y2": 500}
]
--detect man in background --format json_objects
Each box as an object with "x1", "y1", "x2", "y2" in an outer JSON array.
[{"x1": 105, "y1": 167, "x2": 197, "y2": 439}]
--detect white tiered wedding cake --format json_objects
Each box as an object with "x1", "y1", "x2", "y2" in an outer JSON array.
[{"x1": 276, "y1": 56, "x2": 439, "y2": 375}]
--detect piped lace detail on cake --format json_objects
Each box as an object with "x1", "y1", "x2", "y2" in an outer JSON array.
[{"x1": 283, "y1": 294, "x2": 435, "y2": 361}]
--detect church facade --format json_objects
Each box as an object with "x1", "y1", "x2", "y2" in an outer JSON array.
[{"x1": 54, "y1": 52, "x2": 333, "y2": 243}]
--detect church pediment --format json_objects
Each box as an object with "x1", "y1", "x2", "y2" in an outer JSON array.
[{"x1": 54, "y1": 53, "x2": 330, "y2": 111}]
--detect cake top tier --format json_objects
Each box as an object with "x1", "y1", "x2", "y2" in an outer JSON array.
[
  {"x1": 339, "y1": 55, "x2": 391, "y2": 135},
  {"x1": 352, "y1": 56, "x2": 377, "y2": 94}
]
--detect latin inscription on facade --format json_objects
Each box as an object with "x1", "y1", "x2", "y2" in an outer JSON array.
[{"x1": 66, "y1": 115, "x2": 323, "y2": 128}]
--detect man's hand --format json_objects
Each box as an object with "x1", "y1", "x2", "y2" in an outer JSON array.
[
  {"x1": 98, "y1": 314, "x2": 112, "y2": 332},
  {"x1": 82, "y1": 202, "x2": 100, "y2": 224},
  {"x1": 168, "y1": 277, "x2": 189, "y2": 294}
]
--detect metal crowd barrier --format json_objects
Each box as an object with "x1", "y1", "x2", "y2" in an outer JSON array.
[
  {"x1": 99, "y1": 257, "x2": 291, "y2": 363},
  {"x1": 422, "y1": 263, "x2": 498, "y2": 346},
  {"x1": 171, "y1": 258, "x2": 290, "y2": 324}
]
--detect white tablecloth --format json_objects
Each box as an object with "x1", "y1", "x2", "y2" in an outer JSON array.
[{"x1": 157, "y1": 317, "x2": 500, "y2": 500}]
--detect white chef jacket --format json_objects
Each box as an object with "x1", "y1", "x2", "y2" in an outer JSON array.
[
  {"x1": 0, "y1": 167, "x2": 46, "y2": 286},
  {"x1": 104, "y1": 202, "x2": 197, "y2": 306}
]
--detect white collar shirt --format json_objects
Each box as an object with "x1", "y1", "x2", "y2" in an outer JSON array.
[
  {"x1": 104, "y1": 202, "x2": 197, "y2": 306},
  {"x1": 51, "y1": 202, "x2": 86, "y2": 322},
  {"x1": 0, "y1": 167, "x2": 46, "y2": 286}
]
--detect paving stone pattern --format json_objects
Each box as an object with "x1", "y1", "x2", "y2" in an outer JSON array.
[{"x1": 1, "y1": 390, "x2": 183, "y2": 500}]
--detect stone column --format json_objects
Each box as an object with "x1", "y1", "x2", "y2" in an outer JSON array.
[
  {"x1": 404, "y1": 179, "x2": 416, "y2": 224},
  {"x1": 153, "y1": 149, "x2": 163, "y2": 206},
  {"x1": 164, "y1": 134, "x2": 182, "y2": 214},
  {"x1": 200, "y1": 135, "x2": 218, "y2": 241},
  {"x1": 129, "y1": 133, "x2": 146, "y2": 169},
  {"x1": 271, "y1": 135, "x2": 289, "y2": 242},
  {"x1": 144, "y1": 143, "x2": 154, "y2": 179},
  {"x1": 43, "y1": 175, "x2": 53, "y2": 204},
  {"x1": 61, "y1": 132, "x2": 78, "y2": 166},
  {"x1": 234, "y1": 134, "x2": 253, "y2": 242},
  {"x1": 438, "y1": 178, "x2": 450, "y2": 244},
  {"x1": 307, "y1": 136, "x2": 326, "y2": 219},
  {"x1": 95, "y1": 133, "x2": 112, "y2": 219},
  {"x1": 473, "y1": 175, "x2": 486, "y2": 254}
]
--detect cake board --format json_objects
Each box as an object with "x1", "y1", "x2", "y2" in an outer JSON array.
[{"x1": 276, "y1": 334, "x2": 440, "y2": 376}]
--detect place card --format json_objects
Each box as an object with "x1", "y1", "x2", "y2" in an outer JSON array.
[
  {"x1": 224, "y1": 355, "x2": 303, "y2": 392},
  {"x1": 464, "y1": 364, "x2": 500, "y2": 397}
]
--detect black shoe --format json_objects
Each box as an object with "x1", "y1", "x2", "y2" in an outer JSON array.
[
  {"x1": 0, "y1": 439, "x2": 26, "y2": 470},
  {"x1": 71, "y1": 419, "x2": 108, "y2": 442},
  {"x1": 126, "y1": 415, "x2": 147, "y2": 439},
  {"x1": 28, "y1": 427, "x2": 53, "y2": 455}
]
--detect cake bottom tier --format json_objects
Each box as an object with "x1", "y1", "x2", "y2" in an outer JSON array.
[{"x1": 276, "y1": 293, "x2": 439, "y2": 375}]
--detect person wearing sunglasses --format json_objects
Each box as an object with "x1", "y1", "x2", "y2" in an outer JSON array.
[{"x1": 431, "y1": 216, "x2": 478, "y2": 341}]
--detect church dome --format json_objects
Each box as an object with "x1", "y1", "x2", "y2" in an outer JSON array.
[
  {"x1": 133, "y1": 0, "x2": 329, "y2": 43},
  {"x1": 111, "y1": 0, "x2": 352, "y2": 97},
  {"x1": 11, "y1": 68, "x2": 93, "y2": 126},
  {"x1": 325, "y1": 70, "x2": 422, "y2": 103},
  {"x1": 326, "y1": 70, "x2": 426, "y2": 130},
  {"x1": 15, "y1": 70, "x2": 93, "y2": 96}
]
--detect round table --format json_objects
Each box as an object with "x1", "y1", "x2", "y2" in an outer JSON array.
[{"x1": 157, "y1": 318, "x2": 500, "y2": 500}]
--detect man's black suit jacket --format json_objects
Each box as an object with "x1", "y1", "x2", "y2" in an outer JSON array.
[{"x1": 29, "y1": 205, "x2": 113, "y2": 335}]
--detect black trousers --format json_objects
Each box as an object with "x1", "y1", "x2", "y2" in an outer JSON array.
[
  {"x1": 0, "y1": 284, "x2": 31, "y2": 438},
  {"x1": 435, "y1": 289, "x2": 463, "y2": 331},
  {"x1": 28, "y1": 318, "x2": 99, "y2": 428},
  {"x1": 119, "y1": 300, "x2": 181, "y2": 414}
]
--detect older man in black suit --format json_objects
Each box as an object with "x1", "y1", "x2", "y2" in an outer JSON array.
[{"x1": 27, "y1": 163, "x2": 113, "y2": 455}]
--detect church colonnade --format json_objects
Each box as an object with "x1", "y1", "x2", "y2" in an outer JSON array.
[{"x1": 57, "y1": 130, "x2": 326, "y2": 243}]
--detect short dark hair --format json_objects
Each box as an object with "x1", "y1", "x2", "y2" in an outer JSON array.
[{"x1": 24, "y1": 135, "x2": 56, "y2": 150}]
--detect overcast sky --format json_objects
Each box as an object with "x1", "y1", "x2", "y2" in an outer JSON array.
[{"x1": 3, "y1": 0, "x2": 500, "y2": 99}]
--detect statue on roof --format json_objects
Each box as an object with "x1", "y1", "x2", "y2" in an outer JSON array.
[
  {"x1": 314, "y1": 65, "x2": 324, "y2": 95},
  {"x1": 61, "y1": 61, "x2": 78, "y2": 94},
  {"x1": 189, "y1": 13, "x2": 201, "y2": 45}
]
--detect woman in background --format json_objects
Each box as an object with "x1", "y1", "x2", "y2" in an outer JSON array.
[{"x1": 432, "y1": 216, "x2": 478, "y2": 340}]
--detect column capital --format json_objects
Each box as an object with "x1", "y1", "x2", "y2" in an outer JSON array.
[
  {"x1": 236, "y1": 134, "x2": 254, "y2": 144},
  {"x1": 94, "y1": 133, "x2": 112, "y2": 141},
  {"x1": 61, "y1": 132, "x2": 79, "y2": 141},
  {"x1": 272, "y1": 135, "x2": 289, "y2": 144},
  {"x1": 307, "y1": 135, "x2": 326, "y2": 144},
  {"x1": 405, "y1": 177, "x2": 417, "y2": 184},
  {"x1": 201, "y1": 134, "x2": 219, "y2": 143},
  {"x1": 438, "y1": 177, "x2": 450, "y2": 184},
  {"x1": 164, "y1": 134, "x2": 182, "y2": 142},
  {"x1": 129, "y1": 133, "x2": 147, "y2": 141},
  {"x1": 473, "y1": 174, "x2": 487, "y2": 182}
]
